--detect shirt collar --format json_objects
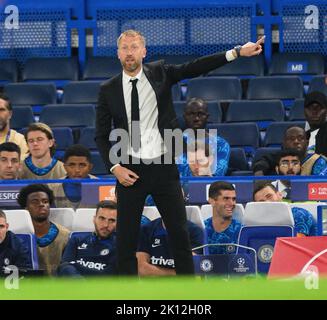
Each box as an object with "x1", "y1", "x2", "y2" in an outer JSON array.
[{"x1": 122, "y1": 68, "x2": 143, "y2": 85}]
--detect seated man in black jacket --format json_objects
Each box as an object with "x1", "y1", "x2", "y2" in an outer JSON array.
[{"x1": 0, "y1": 210, "x2": 32, "y2": 272}]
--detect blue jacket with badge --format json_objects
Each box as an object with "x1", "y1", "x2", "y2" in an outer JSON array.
[{"x1": 58, "y1": 232, "x2": 117, "y2": 277}]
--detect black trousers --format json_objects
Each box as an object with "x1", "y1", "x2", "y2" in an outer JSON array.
[{"x1": 116, "y1": 161, "x2": 194, "y2": 275}]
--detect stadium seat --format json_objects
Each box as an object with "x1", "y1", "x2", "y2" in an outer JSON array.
[
  {"x1": 186, "y1": 77, "x2": 242, "y2": 101},
  {"x1": 173, "y1": 100, "x2": 222, "y2": 128},
  {"x1": 288, "y1": 99, "x2": 304, "y2": 121},
  {"x1": 227, "y1": 147, "x2": 249, "y2": 175},
  {"x1": 268, "y1": 53, "x2": 324, "y2": 83},
  {"x1": 247, "y1": 76, "x2": 304, "y2": 108},
  {"x1": 90, "y1": 151, "x2": 108, "y2": 176},
  {"x1": 207, "y1": 123, "x2": 259, "y2": 158},
  {"x1": 39, "y1": 105, "x2": 95, "y2": 128},
  {"x1": 11, "y1": 106, "x2": 35, "y2": 130},
  {"x1": 208, "y1": 55, "x2": 264, "y2": 78},
  {"x1": 289, "y1": 202, "x2": 327, "y2": 223},
  {"x1": 185, "y1": 206, "x2": 205, "y2": 230},
  {"x1": 308, "y1": 76, "x2": 327, "y2": 96},
  {"x1": 83, "y1": 57, "x2": 122, "y2": 80},
  {"x1": 52, "y1": 127, "x2": 74, "y2": 160},
  {"x1": 200, "y1": 203, "x2": 245, "y2": 222},
  {"x1": 172, "y1": 83, "x2": 182, "y2": 101},
  {"x1": 22, "y1": 57, "x2": 79, "y2": 88},
  {"x1": 73, "y1": 208, "x2": 96, "y2": 231},
  {"x1": 0, "y1": 59, "x2": 18, "y2": 85},
  {"x1": 225, "y1": 100, "x2": 285, "y2": 130},
  {"x1": 78, "y1": 127, "x2": 97, "y2": 150},
  {"x1": 4, "y1": 83, "x2": 57, "y2": 106},
  {"x1": 49, "y1": 208, "x2": 75, "y2": 230},
  {"x1": 252, "y1": 147, "x2": 280, "y2": 166},
  {"x1": 238, "y1": 202, "x2": 294, "y2": 273},
  {"x1": 263, "y1": 121, "x2": 305, "y2": 147},
  {"x1": 143, "y1": 206, "x2": 161, "y2": 221},
  {"x1": 62, "y1": 81, "x2": 102, "y2": 104}
]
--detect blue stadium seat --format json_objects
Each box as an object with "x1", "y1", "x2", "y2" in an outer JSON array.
[
  {"x1": 288, "y1": 99, "x2": 304, "y2": 121},
  {"x1": 264, "y1": 121, "x2": 305, "y2": 147},
  {"x1": 207, "y1": 123, "x2": 259, "y2": 158},
  {"x1": 308, "y1": 76, "x2": 327, "y2": 96},
  {"x1": 22, "y1": 57, "x2": 79, "y2": 88},
  {"x1": 173, "y1": 100, "x2": 222, "y2": 128},
  {"x1": 83, "y1": 57, "x2": 122, "y2": 80},
  {"x1": 79, "y1": 127, "x2": 97, "y2": 150},
  {"x1": 225, "y1": 100, "x2": 285, "y2": 130},
  {"x1": 247, "y1": 76, "x2": 304, "y2": 108},
  {"x1": 39, "y1": 105, "x2": 95, "y2": 128},
  {"x1": 90, "y1": 151, "x2": 108, "y2": 176},
  {"x1": 62, "y1": 81, "x2": 102, "y2": 104},
  {"x1": 186, "y1": 77, "x2": 242, "y2": 101},
  {"x1": 252, "y1": 147, "x2": 280, "y2": 166},
  {"x1": 11, "y1": 106, "x2": 35, "y2": 130},
  {"x1": 227, "y1": 147, "x2": 251, "y2": 176},
  {"x1": 4, "y1": 83, "x2": 57, "y2": 106},
  {"x1": 269, "y1": 53, "x2": 324, "y2": 83},
  {"x1": 0, "y1": 59, "x2": 18, "y2": 85},
  {"x1": 208, "y1": 55, "x2": 264, "y2": 78},
  {"x1": 52, "y1": 127, "x2": 74, "y2": 160},
  {"x1": 172, "y1": 83, "x2": 182, "y2": 101},
  {"x1": 238, "y1": 202, "x2": 294, "y2": 273}
]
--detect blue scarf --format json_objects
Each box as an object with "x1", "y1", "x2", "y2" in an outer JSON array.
[
  {"x1": 37, "y1": 222, "x2": 59, "y2": 247},
  {"x1": 25, "y1": 155, "x2": 58, "y2": 176}
]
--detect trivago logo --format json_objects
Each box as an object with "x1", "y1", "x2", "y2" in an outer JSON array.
[{"x1": 308, "y1": 183, "x2": 327, "y2": 200}]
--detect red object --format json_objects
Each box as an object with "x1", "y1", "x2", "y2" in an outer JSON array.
[
  {"x1": 268, "y1": 236, "x2": 327, "y2": 277},
  {"x1": 308, "y1": 183, "x2": 327, "y2": 200}
]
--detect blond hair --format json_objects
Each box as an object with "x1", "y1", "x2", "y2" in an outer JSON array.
[{"x1": 117, "y1": 29, "x2": 146, "y2": 48}]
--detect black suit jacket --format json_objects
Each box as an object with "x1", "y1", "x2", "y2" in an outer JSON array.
[{"x1": 95, "y1": 52, "x2": 229, "y2": 171}]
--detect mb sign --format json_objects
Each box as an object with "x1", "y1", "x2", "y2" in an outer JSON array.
[{"x1": 287, "y1": 62, "x2": 308, "y2": 74}]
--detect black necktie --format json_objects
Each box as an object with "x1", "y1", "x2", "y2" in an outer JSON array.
[{"x1": 130, "y1": 78, "x2": 140, "y2": 152}]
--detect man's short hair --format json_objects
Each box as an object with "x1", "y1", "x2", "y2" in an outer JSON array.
[
  {"x1": 0, "y1": 210, "x2": 6, "y2": 220},
  {"x1": 0, "y1": 93, "x2": 12, "y2": 111},
  {"x1": 96, "y1": 200, "x2": 117, "y2": 215},
  {"x1": 208, "y1": 181, "x2": 235, "y2": 199},
  {"x1": 117, "y1": 29, "x2": 146, "y2": 47},
  {"x1": 184, "y1": 97, "x2": 208, "y2": 111},
  {"x1": 17, "y1": 184, "x2": 54, "y2": 208},
  {"x1": 304, "y1": 91, "x2": 327, "y2": 109},
  {"x1": 63, "y1": 144, "x2": 92, "y2": 163},
  {"x1": 0, "y1": 142, "x2": 21, "y2": 158},
  {"x1": 276, "y1": 148, "x2": 303, "y2": 163},
  {"x1": 252, "y1": 181, "x2": 277, "y2": 200}
]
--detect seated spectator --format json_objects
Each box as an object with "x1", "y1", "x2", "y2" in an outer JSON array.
[
  {"x1": 0, "y1": 142, "x2": 21, "y2": 180},
  {"x1": 304, "y1": 91, "x2": 327, "y2": 156},
  {"x1": 205, "y1": 181, "x2": 242, "y2": 254},
  {"x1": 178, "y1": 140, "x2": 216, "y2": 176},
  {"x1": 181, "y1": 98, "x2": 230, "y2": 176},
  {"x1": 17, "y1": 184, "x2": 70, "y2": 275},
  {"x1": 50, "y1": 144, "x2": 98, "y2": 210},
  {"x1": 0, "y1": 210, "x2": 32, "y2": 271},
  {"x1": 58, "y1": 200, "x2": 117, "y2": 277},
  {"x1": 253, "y1": 181, "x2": 317, "y2": 236},
  {"x1": 137, "y1": 217, "x2": 203, "y2": 276},
  {"x1": 0, "y1": 94, "x2": 28, "y2": 159},
  {"x1": 272, "y1": 149, "x2": 302, "y2": 200},
  {"x1": 253, "y1": 126, "x2": 327, "y2": 176},
  {"x1": 20, "y1": 123, "x2": 66, "y2": 180}
]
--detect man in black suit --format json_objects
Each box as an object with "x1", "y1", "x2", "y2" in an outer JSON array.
[{"x1": 95, "y1": 29, "x2": 263, "y2": 275}]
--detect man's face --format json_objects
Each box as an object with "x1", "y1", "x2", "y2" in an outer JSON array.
[
  {"x1": 254, "y1": 186, "x2": 283, "y2": 202},
  {"x1": 283, "y1": 127, "x2": 308, "y2": 153},
  {"x1": 0, "y1": 217, "x2": 9, "y2": 244},
  {"x1": 209, "y1": 190, "x2": 236, "y2": 219},
  {"x1": 26, "y1": 131, "x2": 54, "y2": 159},
  {"x1": 64, "y1": 156, "x2": 93, "y2": 179},
  {"x1": 276, "y1": 155, "x2": 301, "y2": 176},
  {"x1": 117, "y1": 35, "x2": 146, "y2": 75},
  {"x1": 183, "y1": 104, "x2": 209, "y2": 129},
  {"x1": 188, "y1": 149, "x2": 213, "y2": 176},
  {"x1": 26, "y1": 191, "x2": 50, "y2": 223},
  {"x1": 0, "y1": 151, "x2": 21, "y2": 179},
  {"x1": 304, "y1": 102, "x2": 327, "y2": 128},
  {"x1": 0, "y1": 99, "x2": 12, "y2": 132},
  {"x1": 94, "y1": 207, "x2": 117, "y2": 239}
]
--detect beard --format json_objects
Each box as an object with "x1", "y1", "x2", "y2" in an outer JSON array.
[
  {"x1": 121, "y1": 59, "x2": 141, "y2": 73},
  {"x1": 0, "y1": 119, "x2": 8, "y2": 131},
  {"x1": 33, "y1": 215, "x2": 48, "y2": 223}
]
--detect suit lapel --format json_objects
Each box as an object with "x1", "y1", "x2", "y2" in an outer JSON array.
[{"x1": 113, "y1": 73, "x2": 129, "y2": 132}]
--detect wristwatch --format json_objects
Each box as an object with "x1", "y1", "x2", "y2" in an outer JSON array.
[{"x1": 234, "y1": 45, "x2": 242, "y2": 58}]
